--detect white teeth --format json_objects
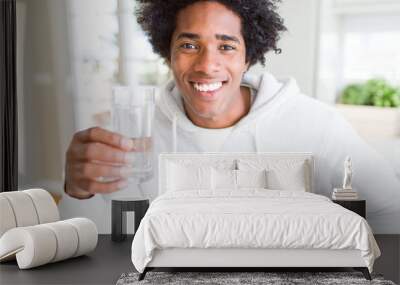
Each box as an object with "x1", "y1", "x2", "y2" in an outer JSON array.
[{"x1": 193, "y1": 82, "x2": 223, "y2": 92}]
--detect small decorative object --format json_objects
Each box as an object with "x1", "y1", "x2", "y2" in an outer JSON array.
[
  {"x1": 332, "y1": 156, "x2": 358, "y2": 200},
  {"x1": 342, "y1": 156, "x2": 353, "y2": 190}
]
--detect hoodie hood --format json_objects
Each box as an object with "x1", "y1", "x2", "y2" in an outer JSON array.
[{"x1": 158, "y1": 72, "x2": 300, "y2": 132}]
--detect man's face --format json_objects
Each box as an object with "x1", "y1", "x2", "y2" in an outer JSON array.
[{"x1": 169, "y1": 1, "x2": 249, "y2": 128}]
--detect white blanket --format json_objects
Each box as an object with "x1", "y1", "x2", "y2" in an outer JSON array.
[{"x1": 131, "y1": 190, "x2": 380, "y2": 273}]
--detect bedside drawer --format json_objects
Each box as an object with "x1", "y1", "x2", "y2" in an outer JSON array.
[{"x1": 333, "y1": 200, "x2": 366, "y2": 218}]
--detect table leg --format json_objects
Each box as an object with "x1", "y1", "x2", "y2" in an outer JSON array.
[
  {"x1": 112, "y1": 201, "x2": 126, "y2": 242},
  {"x1": 134, "y1": 201, "x2": 149, "y2": 235}
]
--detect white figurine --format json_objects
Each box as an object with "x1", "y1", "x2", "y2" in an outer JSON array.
[{"x1": 342, "y1": 156, "x2": 353, "y2": 190}]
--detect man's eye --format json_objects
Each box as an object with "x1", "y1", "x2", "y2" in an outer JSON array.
[
  {"x1": 180, "y1": 43, "x2": 197, "y2": 49},
  {"x1": 220, "y1": 45, "x2": 236, "y2": 51}
]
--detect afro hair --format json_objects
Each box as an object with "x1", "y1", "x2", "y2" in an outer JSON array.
[{"x1": 135, "y1": 0, "x2": 287, "y2": 67}]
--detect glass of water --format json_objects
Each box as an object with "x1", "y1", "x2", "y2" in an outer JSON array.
[{"x1": 112, "y1": 85, "x2": 155, "y2": 185}]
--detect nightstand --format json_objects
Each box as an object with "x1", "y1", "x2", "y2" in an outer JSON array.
[
  {"x1": 332, "y1": 199, "x2": 366, "y2": 218},
  {"x1": 111, "y1": 197, "x2": 149, "y2": 242}
]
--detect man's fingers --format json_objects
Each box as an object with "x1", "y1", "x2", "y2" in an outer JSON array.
[
  {"x1": 73, "y1": 162, "x2": 136, "y2": 179},
  {"x1": 74, "y1": 127, "x2": 133, "y2": 151},
  {"x1": 78, "y1": 178, "x2": 129, "y2": 195},
  {"x1": 72, "y1": 143, "x2": 135, "y2": 165},
  {"x1": 65, "y1": 127, "x2": 137, "y2": 199}
]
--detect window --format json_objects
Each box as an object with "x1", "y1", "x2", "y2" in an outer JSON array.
[
  {"x1": 316, "y1": 0, "x2": 400, "y2": 143},
  {"x1": 67, "y1": 0, "x2": 169, "y2": 130},
  {"x1": 339, "y1": 13, "x2": 400, "y2": 88},
  {"x1": 316, "y1": 0, "x2": 400, "y2": 103}
]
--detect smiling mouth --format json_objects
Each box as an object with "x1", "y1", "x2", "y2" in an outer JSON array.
[{"x1": 190, "y1": 81, "x2": 226, "y2": 93}]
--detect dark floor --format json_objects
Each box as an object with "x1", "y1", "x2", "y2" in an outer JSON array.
[
  {"x1": 374, "y1": 235, "x2": 400, "y2": 284},
  {"x1": 0, "y1": 235, "x2": 134, "y2": 285},
  {"x1": 0, "y1": 235, "x2": 399, "y2": 285}
]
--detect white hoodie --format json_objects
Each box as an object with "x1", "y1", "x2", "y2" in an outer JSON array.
[{"x1": 59, "y1": 72, "x2": 400, "y2": 234}]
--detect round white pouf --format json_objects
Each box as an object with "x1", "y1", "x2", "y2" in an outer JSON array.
[
  {"x1": 1, "y1": 192, "x2": 39, "y2": 227},
  {"x1": 65, "y1": 218, "x2": 98, "y2": 257},
  {"x1": 42, "y1": 221, "x2": 79, "y2": 262},
  {"x1": 0, "y1": 196, "x2": 17, "y2": 237},
  {"x1": 0, "y1": 225, "x2": 57, "y2": 269},
  {"x1": 24, "y1": 189, "x2": 59, "y2": 224},
  {"x1": 0, "y1": 218, "x2": 98, "y2": 269}
]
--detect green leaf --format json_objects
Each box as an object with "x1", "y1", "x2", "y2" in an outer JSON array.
[{"x1": 340, "y1": 79, "x2": 400, "y2": 108}]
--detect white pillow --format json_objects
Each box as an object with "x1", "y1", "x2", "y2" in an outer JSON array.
[
  {"x1": 267, "y1": 165, "x2": 306, "y2": 191},
  {"x1": 212, "y1": 168, "x2": 237, "y2": 190},
  {"x1": 237, "y1": 169, "x2": 268, "y2": 189},
  {"x1": 166, "y1": 162, "x2": 212, "y2": 192},
  {"x1": 237, "y1": 159, "x2": 308, "y2": 191},
  {"x1": 212, "y1": 168, "x2": 268, "y2": 190}
]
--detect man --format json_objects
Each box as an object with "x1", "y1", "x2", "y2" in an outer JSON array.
[{"x1": 63, "y1": 0, "x2": 400, "y2": 233}]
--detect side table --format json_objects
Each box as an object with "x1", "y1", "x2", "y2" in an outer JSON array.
[
  {"x1": 332, "y1": 199, "x2": 366, "y2": 218},
  {"x1": 112, "y1": 197, "x2": 149, "y2": 242}
]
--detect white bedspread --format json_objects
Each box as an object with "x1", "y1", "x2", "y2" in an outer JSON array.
[{"x1": 131, "y1": 190, "x2": 380, "y2": 273}]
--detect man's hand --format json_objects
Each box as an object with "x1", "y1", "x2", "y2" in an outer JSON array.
[{"x1": 64, "y1": 127, "x2": 135, "y2": 199}]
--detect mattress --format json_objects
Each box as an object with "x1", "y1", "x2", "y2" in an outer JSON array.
[{"x1": 131, "y1": 190, "x2": 380, "y2": 273}]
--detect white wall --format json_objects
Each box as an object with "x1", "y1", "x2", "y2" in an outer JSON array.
[{"x1": 250, "y1": 0, "x2": 320, "y2": 98}]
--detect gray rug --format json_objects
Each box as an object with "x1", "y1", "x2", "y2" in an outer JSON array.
[{"x1": 116, "y1": 271, "x2": 396, "y2": 285}]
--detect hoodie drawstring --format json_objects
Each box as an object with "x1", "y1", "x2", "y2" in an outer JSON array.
[
  {"x1": 254, "y1": 123, "x2": 259, "y2": 152},
  {"x1": 172, "y1": 112, "x2": 177, "y2": 152}
]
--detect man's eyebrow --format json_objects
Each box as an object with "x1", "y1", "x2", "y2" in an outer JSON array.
[
  {"x1": 176, "y1": 32, "x2": 240, "y2": 43},
  {"x1": 216, "y1": 34, "x2": 240, "y2": 43},
  {"x1": 176, "y1": 32, "x2": 200, "y2": 40}
]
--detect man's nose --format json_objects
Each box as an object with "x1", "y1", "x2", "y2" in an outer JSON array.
[{"x1": 193, "y1": 48, "x2": 221, "y2": 74}]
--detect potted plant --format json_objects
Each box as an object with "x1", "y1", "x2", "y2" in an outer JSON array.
[{"x1": 335, "y1": 79, "x2": 400, "y2": 139}]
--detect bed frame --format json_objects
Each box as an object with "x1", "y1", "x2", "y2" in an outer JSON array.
[
  {"x1": 138, "y1": 153, "x2": 372, "y2": 281},
  {"x1": 140, "y1": 248, "x2": 371, "y2": 280}
]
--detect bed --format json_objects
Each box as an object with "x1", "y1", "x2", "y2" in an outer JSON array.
[{"x1": 131, "y1": 153, "x2": 380, "y2": 281}]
